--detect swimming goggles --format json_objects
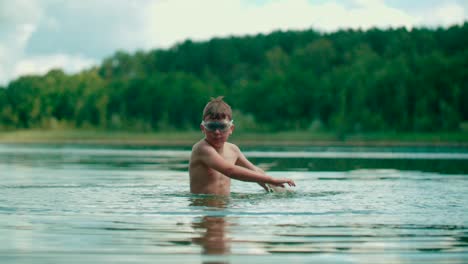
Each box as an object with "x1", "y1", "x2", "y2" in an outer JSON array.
[{"x1": 201, "y1": 120, "x2": 233, "y2": 132}]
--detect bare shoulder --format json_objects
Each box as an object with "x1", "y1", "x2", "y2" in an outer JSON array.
[
  {"x1": 191, "y1": 139, "x2": 203, "y2": 152},
  {"x1": 226, "y1": 141, "x2": 239, "y2": 149},
  {"x1": 191, "y1": 139, "x2": 211, "y2": 155},
  {"x1": 192, "y1": 139, "x2": 226, "y2": 158},
  {"x1": 225, "y1": 142, "x2": 242, "y2": 155}
]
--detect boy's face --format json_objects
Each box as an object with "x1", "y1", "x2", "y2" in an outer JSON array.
[{"x1": 201, "y1": 118, "x2": 234, "y2": 148}]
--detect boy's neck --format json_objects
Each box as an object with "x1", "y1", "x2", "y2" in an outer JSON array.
[{"x1": 204, "y1": 138, "x2": 225, "y2": 151}]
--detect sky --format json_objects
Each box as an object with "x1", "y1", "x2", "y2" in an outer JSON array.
[{"x1": 1, "y1": 0, "x2": 467, "y2": 86}]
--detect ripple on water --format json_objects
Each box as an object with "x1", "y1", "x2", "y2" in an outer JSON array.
[{"x1": 1, "y1": 144, "x2": 467, "y2": 263}]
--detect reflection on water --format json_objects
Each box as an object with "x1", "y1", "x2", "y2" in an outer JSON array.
[
  {"x1": 191, "y1": 196, "x2": 231, "y2": 263},
  {"x1": 0, "y1": 144, "x2": 467, "y2": 264}
]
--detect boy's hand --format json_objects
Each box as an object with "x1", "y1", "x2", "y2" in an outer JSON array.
[
  {"x1": 271, "y1": 178, "x2": 296, "y2": 188},
  {"x1": 258, "y1": 182, "x2": 271, "y2": 192}
]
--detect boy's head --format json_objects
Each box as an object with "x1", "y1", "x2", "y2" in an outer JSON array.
[
  {"x1": 202, "y1": 96, "x2": 232, "y2": 121},
  {"x1": 201, "y1": 97, "x2": 234, "y2": 146}
]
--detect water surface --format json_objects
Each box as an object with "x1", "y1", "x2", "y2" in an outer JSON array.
[{"x1": 1, "y1": 144, "x2": 467, "y2": 263}]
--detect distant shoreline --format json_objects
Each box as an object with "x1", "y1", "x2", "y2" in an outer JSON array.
[{"x1": 0, "y1": 129, "x2": 467, "y2": 147}]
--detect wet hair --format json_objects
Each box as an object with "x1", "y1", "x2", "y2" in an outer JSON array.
[{"x1": 202, "y1": 96, "x2": 232, "y2": 120}]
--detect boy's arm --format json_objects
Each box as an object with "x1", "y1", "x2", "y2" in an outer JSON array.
[
  {"x1": 199, "y1": 145, "x2": 295, "y2": 187},
  {"x1": 234, "y1": 148, "x2": 270, "y2": 191},
  {"x1": 234, "y1": 146, "x2": 262, "y2": 171}
]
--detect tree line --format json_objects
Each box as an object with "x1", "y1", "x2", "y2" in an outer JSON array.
[{"x1": 1, "y1": 23, "x2": 467, "y2": 134}]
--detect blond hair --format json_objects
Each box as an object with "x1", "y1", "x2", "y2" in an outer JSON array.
[{"x1": 202, "y1": 96, "x2": 232, "y2": 120}]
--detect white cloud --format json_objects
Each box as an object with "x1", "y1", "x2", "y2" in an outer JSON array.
[
  {"x1": 13, "y1": 54, "x2": 98, "y2": 79},
  {"x1": 143, "y1": 0, "x2": 419, "y2": 48},
  {"x1": 432, "y1": 2, "x2": 466, "y2": 27},
  {"x1": 0, "y1": 0, "x2": 145, "y2": 85},
  {"x1": 0, "y1": 0, "x2": 43, "y2": 85},
  {"x1": 0, "y1": 0, "x2": 43, "y2": 24}
]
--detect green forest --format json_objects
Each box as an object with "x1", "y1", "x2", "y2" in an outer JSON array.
[{"x1": 1, "y1": 23, "x2": 467, "y2": 135}]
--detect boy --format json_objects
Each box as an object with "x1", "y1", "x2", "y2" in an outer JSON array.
[{"x1": 189, "y1": 96, "x2": 296, "y2": 195}]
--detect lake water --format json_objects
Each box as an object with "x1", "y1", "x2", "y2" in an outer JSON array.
[{"x1": 1, "y1": 143, "x2": 467, "y2": 263}]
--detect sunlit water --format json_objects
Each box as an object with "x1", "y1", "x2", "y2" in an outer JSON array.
[{"x1": 1, "y1": 144, "x2": 467, "y2": 263}]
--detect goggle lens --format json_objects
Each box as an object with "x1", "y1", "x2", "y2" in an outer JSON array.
[{"x1": 202, "y1": 120, "x2": 233, "y2": 132}]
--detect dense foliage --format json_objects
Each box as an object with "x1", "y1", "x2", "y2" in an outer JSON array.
[{"x1": 1, "y1": 23, "x2": 467, "y2": 133}]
